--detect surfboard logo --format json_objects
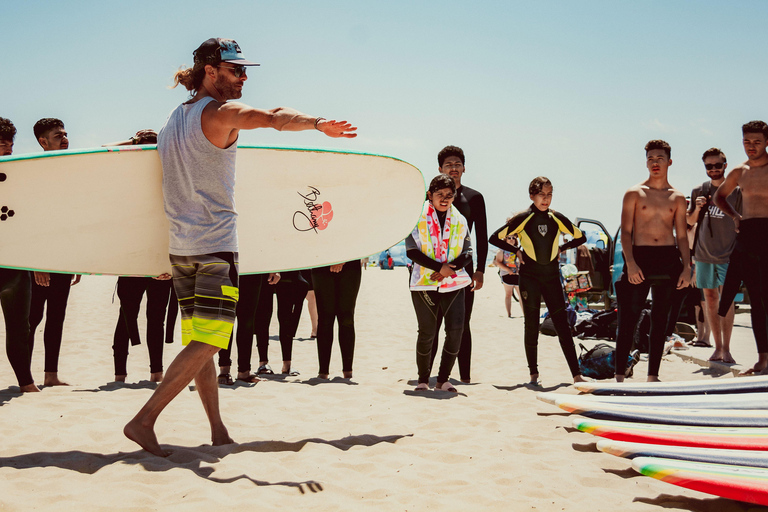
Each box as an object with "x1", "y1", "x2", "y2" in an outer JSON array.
[
  {"x1": 0, "y1": 205, "x2": 15, "y2": 221},
  {"x1": 294, "y1": 187, "x2": 333, "y2": 232}
]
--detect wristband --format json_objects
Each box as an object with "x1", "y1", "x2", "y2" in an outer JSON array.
[{"x1": 314, "y1": 117, "x2": 326, "y2": 130}]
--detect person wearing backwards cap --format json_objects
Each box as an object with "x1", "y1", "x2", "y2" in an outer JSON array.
[{"x1": 124, "y1": 37, "x2": 357, "y2": 457}]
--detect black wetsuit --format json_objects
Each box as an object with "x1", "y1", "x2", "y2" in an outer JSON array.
[
  {"x1": 429, "y1": 184, "x2": 487, "y2": 381},
  {"x1": 28, "y1": 273, "x2": 74, "y2": 373},
  {"x1": 311, "y1": 261, "x2": 362, "y2": 375},
  {"x1": 724, "y1": 219, "x2": 768, "y2": 353},
  {"x1": 490, "y1": 205, "x2": 586, "y2": 377},
  {"x1": 615, "y1": 246, "x2": 683, "y2": 377},
  {"x1": 254, "y1": 270, "x2": 309, "y2": 364},
  {"x1": 0, "y1": 269, "x2": 34, "y2": 387},
  {"x1": 112, "y1": 276, "x2": 175, "y2": 376},
  {"x1": 217, "y1": 273, "x2": 263, "y2": 373}
]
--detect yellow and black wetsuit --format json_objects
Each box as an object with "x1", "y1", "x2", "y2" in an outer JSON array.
[{"x1": 489, "y1": 205, "x2": 586, "y2": 378}]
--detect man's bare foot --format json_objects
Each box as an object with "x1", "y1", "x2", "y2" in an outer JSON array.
[
  {"x1": 317, "y1": 373, "x2": 329, "y2": 380},
  {"x1": 740, "y1": 363, "x2": 768, "y2": 376},
  {"x1": 20, "y1": 383, "x2": 40, "y2": 392},
  {"x1": 722, "y1": 351, "x2": 736, "y2": 364},
  {"x1": 343, "y1": 371, "x2": 353, "y2": 379},
  {"x1": 150, "y1": 372, "x2": 163, "y2": 383},
  {"x1": 615, "y1": 374, "x2": 625, "y2": 383},
  {"x1": 43, "y1": 372, "x2": 69, "y2": 386},
  {"x1": 573, "y1": 375, "x2": 588, "y2": 383},
  {"x1": 647, "y1": 375, "x2": 661, "y2": 382},
  {"x1": 124, "y1": 418, "x2": 169, "y2": 457},
  {"x1": 115, "y1": 375, "x2": 127, "y2": 382},
  {"x1": 211, "y1": 427, "x2": 234, "y2": 447}
]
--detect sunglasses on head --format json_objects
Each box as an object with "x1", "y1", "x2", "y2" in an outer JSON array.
[
  {"x1": 218, "y1": 64, "x2": 247, "y2": 78},
  {"x1": 705, "y1": 162, "x2": 725, "y2": 170}
]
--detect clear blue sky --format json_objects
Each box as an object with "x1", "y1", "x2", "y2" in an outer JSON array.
[{"x1": 4, "y1": 0, "x2": 767, "y2": 239}]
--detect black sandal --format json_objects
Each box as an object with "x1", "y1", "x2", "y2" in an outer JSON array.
[{"x1": 217, "y1": 373, "x2": 234, "y2": 385}]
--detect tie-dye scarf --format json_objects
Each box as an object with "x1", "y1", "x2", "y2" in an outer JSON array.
[{"x1": 409, "y1": 201, "x2": 472, "y2": 292}]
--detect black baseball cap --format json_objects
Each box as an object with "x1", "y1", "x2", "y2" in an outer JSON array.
[{"x1": 193, "y1": 38, "x2": 260, "y2": 66}]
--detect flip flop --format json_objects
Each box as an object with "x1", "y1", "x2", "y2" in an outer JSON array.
[
  {"x1": 217, "y1": 373, "x2": 234, "y2": 386},
  {"x1": 435, "y1": 382, "x2": 458, "y2": 393},
  {"x1": 237, "y1": 373, "x2": 262, "y2": 383},
  {"x1": 256, "y1": 364, "x2": 274, "y2": 375},
  {"x1": 689, "y1": 340, "x2": 713, "y2": 348},
  {"x1": 414, "y1": 383, "x2": 429, "y2": 391},
  {"x1": 282, "y1": 368, "x2": 300, "y2": 376}
]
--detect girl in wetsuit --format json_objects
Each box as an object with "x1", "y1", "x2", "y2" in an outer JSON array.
[
  {"x1": 489, "y1": 176, "x2": 587, "y2": 385},
  {"x1": 406, "y1": 174, "x2": 473, "y2": 392}
]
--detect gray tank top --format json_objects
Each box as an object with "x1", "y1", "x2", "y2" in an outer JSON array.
[{"x1": 158, "y1": 96, "x2": 238, "y2": 256}]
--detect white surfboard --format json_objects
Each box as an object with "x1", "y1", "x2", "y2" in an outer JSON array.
[{"x1": 0, "y1": 145, "x2": 425, "y2": 276}]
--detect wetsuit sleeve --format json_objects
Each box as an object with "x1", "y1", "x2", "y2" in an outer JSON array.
[
  {"x1": 553, "y1": 211, "x2": 586, "y2": 251},
  {"x1": 471, "y1": 193, "x2": 488, "y2": 274},
  {"x1": 405, "y1": 235, "x2": 443, "y2": 272},
  {"x1": 450, "y1": 233, "x2": 474, "y2": 269},
  {"x1": 489, "y1": 212, "x2": 526, "y2": 252}
]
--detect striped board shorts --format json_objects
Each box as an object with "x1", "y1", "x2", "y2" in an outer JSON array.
[{"x1": 169, "y1": 252, "x2": 239, "y2": 349}]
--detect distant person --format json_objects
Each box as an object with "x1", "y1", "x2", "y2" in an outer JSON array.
[
  {"x1": 311, "y1": 261, "x2": 362, "y2": 379},
  {"x1": 614, "y1": 140, "x2": 690, "y2": 383},
  {"x1": 29, "y1": 118, "x2": 81, "y2": 387},
  {"x1": 430, "y1": 145, "x2": 487, "y2": 384},
  {"x1": 407, "y1": 174, "x2": 472, "y2": 392},
  {"x1": 494, "y1": 232, "x2": 522, "y2": 318},
  {"x1": 687, "y1": 148, "x2": 740, "y2": 363},
  {"x1": 714, "y1": 120, "x2": 768, "y2": 375},
  {"x1": 0, "y1": 117, "x2": 38, "y2": 392},
  {"x1": 124, "y1": 37, "x2": 357, "y2": 457},
  {"x1": 103, "y1": 130, "x2": 176, "y2": 383},
  {"x1": 489, "y1": 176, "x2": 587, "y2": 385}
]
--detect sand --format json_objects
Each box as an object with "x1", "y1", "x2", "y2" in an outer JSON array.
[{"x1": 0, "y1": 268, "x2": 764, "y2": 511}]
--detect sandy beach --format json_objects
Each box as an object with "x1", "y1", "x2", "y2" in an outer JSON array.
[{"x1": 0, "y1": 267, "x2": 764, "y2": 511}]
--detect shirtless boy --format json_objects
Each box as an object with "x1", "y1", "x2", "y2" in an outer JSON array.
[
  {"x1": 615, "y1": 140, "x2": 691, "y2": 382},
  {"x1": 713, "y1": 120, "x2": 768, "y2": 375}
]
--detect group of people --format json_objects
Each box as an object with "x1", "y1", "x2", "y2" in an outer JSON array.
[{"x1": 2, "y1": 37, "x2": 767, "y2": 458}]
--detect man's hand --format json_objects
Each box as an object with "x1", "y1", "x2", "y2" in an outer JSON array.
[
  {"x1": 330, "y1": 264, "x2": 344, "y2": 273},
  {"x1": 34, "y1": 272, "x2": 50, "y2": 287},
  {"x1": 152, "y1": 273, "x2": 172, "y2": 281},
  {"x1": 267, "y1": 272, "x2": 281, "y2": 284},
  {"x1": 71, "y1": 275, "x2": 81, "y2": 286},
  {"x1": 676, "y1": 268, "x2": 691, "y2": 290},
  {"x1": 734, "y1": 213, "x2": 742, "y2": 233},
  {"x1": 626, "y1": 262, "x2": 644, "y2": 285},
  {"x1": 317, "y1": 119, "x2": 357, "y2": 138},
  {"x1": 471, "y1": 271, "x2": 484, "y2": 291},
  {"x1": 695, "y1": 196, "x2": 707, "y2": 210}
]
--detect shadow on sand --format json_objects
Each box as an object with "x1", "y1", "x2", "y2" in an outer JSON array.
[{"x1": 0, "y1": 433, "x2": 412, "y2": 493}]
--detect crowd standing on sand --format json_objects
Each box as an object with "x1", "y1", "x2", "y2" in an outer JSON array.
[{"x1": 1, "y1": 37, "x2": 768, "y2": 456}]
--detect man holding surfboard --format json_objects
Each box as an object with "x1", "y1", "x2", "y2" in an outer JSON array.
[
  {"x1": 714, "y1": 120, "x2": 768, "y2": 376},
  {"x1": 124, "y1": 38, "x2": 356, "y2": 457},
  {"x1": 0, "y1": 117, "x2": 38, "y2": 392},
  {"x1": 29, "y1": 118, "x2": 81, "y2": 387}
]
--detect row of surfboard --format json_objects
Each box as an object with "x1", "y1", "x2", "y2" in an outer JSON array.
[{"x1": 538, "y1": 375, "x2": 768, "y2": 506}]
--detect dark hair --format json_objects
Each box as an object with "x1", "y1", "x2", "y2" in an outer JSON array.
[
  {"x1": 33, "y1": 118, "x2": 64, "y2": 140},
  {"x1": 701, "y1": 147, "x2": 726, "y2": 163},
  {"x1": 529, "y1": 176, "x2": 552, "y2": 196},
  {"x1": 645, "y1": 139, "x2": 671, "y2": 158},
  {"x1": 437, "y1": 145, "x2": 465, "y2": 167},
  {"x1": 0, "y1": 117, "x2": 16, "y2": 143},
  {"x1": 428, "y1": 174, "x2": 456, "y2": 195},
  {"x1": 742, "y1": 120, "x2": 768, "y2": 138},
  {"x1": 134, "y1": 130, "x2": 157, "y2": 144}
]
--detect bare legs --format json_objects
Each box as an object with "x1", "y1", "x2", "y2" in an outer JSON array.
[
  {"x1": 703, "y1": 286, "x2": 735, "y2": 363},
  {"x1": 124, "y1": 341, "x2": 232, "y2": 457}
]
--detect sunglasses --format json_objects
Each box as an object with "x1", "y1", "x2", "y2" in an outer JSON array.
[
  {"x1": 705, "y1": 162, "x2": 725, "y2": 170},
  {"x1": 218, "y1": 64, "x2": 247, "y2": 78}
]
